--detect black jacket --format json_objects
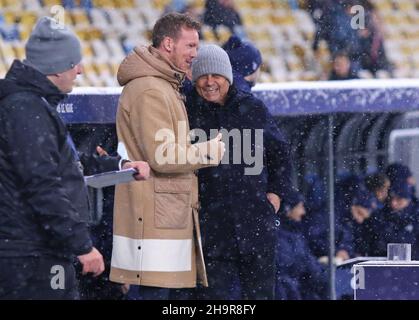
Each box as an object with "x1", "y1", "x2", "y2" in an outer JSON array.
[
  {"x1": 0, "y1": 60, "x2": 92, "y2": 259},
  {"x1": 186, "y1": 86, "x2": 293, "y2": 257}
]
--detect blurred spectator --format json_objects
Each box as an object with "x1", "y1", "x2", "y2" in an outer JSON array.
[
  {"x1": 333, "y1": 174, "x2": 369, "y2": 258},
  {"x1": 347, "y1": 187, "x2": 378, "y2": 256},
  {"x1": 275, "y1": 191, "x2": 328, "y2": 300},
  {"x1": 365, "y1": 172, "x2": 390, "y2": 210},
  {"x1": 309, "y1": 0, "x2": 361, "y2": 71},
  {"x1": 367, "y1": 179, "x2": 419, "y2": 259},
  {"x1": 222, "y1": 35, "x2": 262, "y2": 92},
  {"x1": 329, "y1": 51, "x2": 359, "y2": 80},
  {"x1": 356, "y1": 0, "x2": 392, "y2": 76},
  {"x1": 204, "y1": 0, "x2": 246, "y2": 40},
  {"x1": 303, "y1": 174, "x2": 353, "y2": 262},
  {"x1": 386, "y1": 162, "x2": 417, "y2": 203}
]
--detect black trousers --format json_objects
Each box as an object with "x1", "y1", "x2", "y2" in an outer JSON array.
[
  {"x1": 195, "y1": 251, "x2": 276, "y2": 300},
  {"x1": 0, "y1": 256, "x2": 79, "y2": 300}
]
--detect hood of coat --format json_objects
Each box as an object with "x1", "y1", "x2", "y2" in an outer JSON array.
[
  {"x1": 117, "y1": 45, "x2": 185, "y2": 89},
  {"x1": 0, "y1": 60, "x2": 65, "y2": 106}
]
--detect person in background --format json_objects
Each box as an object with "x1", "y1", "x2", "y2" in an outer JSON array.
[
  {"x1": 203, "y1": 0, "x2": 246, "y2": 39},
  {"x1": 275, "y1": 191, "x2": 328, "y2": 300},
  {"x1": 303, "y1": 174, "x2": 354, "y2": 263},
  {"x1": 386, "y1": 162, "x2": 417, "y2": 204},
  {"x1": 0, "y1": 16, "x2": 104, "y2": 299},
  {"x1": 222, "y1": 35, "x2": 262, "y2": 93},
  {"x1": 364, "y1": 172, "x2": 390, "y2": 210},
  {"x1": 346, "y1": 187, "x2": 378, "y2": 256},
  {"x1": 356, "y1": 0, "x2": 392, "y2": 76},
  {"x1": 329, "y1": 51, "x2": 359, "y2": 80},
  {"x1": 367, "y1": 179, "x2": 419, "y2": 259}
]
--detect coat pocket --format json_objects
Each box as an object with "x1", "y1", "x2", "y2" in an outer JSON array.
[{"x1": 154, "y1": 178, "x2": 192, "y2": 229}]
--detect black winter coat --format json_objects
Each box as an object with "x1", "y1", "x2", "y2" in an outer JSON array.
[
  {"x1": 0, "y1": 60, "x2": 92, "y2": 259},
  {"x1": 186, "y1": 86, "x2": 292, "y2": 258},
  {"x1": 366, "y1": 202, "x2": 419, "y2": 259},
  {"x1": 276, "y1": 217, "x2": 328, "y2": 300}
]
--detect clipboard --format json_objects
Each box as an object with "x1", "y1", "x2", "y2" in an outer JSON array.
[{"x1": 84, "y1": 168, "x2": 138, "y2": 188}]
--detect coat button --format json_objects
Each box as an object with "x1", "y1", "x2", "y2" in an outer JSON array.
[
  {"x1": 138, "y1": 246, "x2": 141, "y2": 250},
  {"x1": 138, "y1": 217, "x2": 143, "y2": 222}
]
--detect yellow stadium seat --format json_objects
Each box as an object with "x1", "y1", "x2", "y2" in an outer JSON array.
[
  {"x1": 114, "y1": 0, "x2": 135, "y2": 8},
  {"x1": 43, "y1": 0, "x2": 62, "y2": 7},
  {"x1": 20, "y1": 12, "x2": 37, "y2": 27},
  {"x1": 152, "y1": 0, "x2": 171, "y2": 11},
  {"x1": 72, "y1": 9, "x2": 90, "y2": 28}
]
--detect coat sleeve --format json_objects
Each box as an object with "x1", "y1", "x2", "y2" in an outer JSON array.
[
  {"x1": 127, "y1": 88, "x2": 215, "y2": 174},
  {"x1": 4, "y1": 96, "x2": 92, "y2": 256},
  {"x1": 262, "y1": 105, "x2": 294, "y2": 199}
]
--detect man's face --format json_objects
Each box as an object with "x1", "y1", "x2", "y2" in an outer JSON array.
[
  {"x1": 333, "y1": 56, "x2": 350, "y2": 77},
  {"x1": 49, "y1": 63, "x2": 83, "y2": 93},
  {"x1": 195, "y1": 74, "x2": 230, "y2": 105},
  {"x1": 351, "y1": 205, "x2": 371, "y2": 224},
  {"x1": 287, "y1": 202, "x2": 306, "y2": 222},
  {"x1": 169, "y1": 27, "x2": 199, "y2": 72},
  {"x1": 390, "y1": 196, "x2": 410, "y2": 212},
  {"x1": 376, "y1": 179, "x2": 390, "y2": 202}
]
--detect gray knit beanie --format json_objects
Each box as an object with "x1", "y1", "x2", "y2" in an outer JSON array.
[
  {"x1": 24, "y1": 17, "x2": 82, "y2": 75},
  {"x1": 192, "y1": 44, "x2": 233, "y2": 84}
]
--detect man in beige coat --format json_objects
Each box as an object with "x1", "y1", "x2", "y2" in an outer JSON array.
[{"x1": 110, "y1": 12, "x2": 225, "y2": 299}]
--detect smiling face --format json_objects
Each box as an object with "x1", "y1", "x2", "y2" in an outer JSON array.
[{"x1": 195, "y1": 74, "x2": 230, "y2": 105}]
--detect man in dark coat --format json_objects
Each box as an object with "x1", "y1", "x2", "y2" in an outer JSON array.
[
  {"x1": 275, "y1": 191, "x2": 328, "y2": 300},
  {"x1": 303, "y1": 174, "x2": 353, "y2": 261},
  {"x1": 186, "y1": 44, "x2": 293, "y2": 299},
  {"x1": 386, "y1": 162, "x2": 418, "y2": 204},
  {"x1": 0, "y1": 17, "x2": 105, "y2": 299},
  {"x1": 367, "y1": 179, "x2": 419, "y2": 259}
]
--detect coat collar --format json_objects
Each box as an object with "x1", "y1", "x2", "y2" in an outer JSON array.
[{"x1": 1, "y1": 60, "x2": 66, "y2": 106}]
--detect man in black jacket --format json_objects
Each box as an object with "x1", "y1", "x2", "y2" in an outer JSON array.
[
  {"x1": 185, "y1": 45, "x2": 293, "y2": 299},
  {"x1": 0, "y1": 17, "x2": 105, "y2": 299}
]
